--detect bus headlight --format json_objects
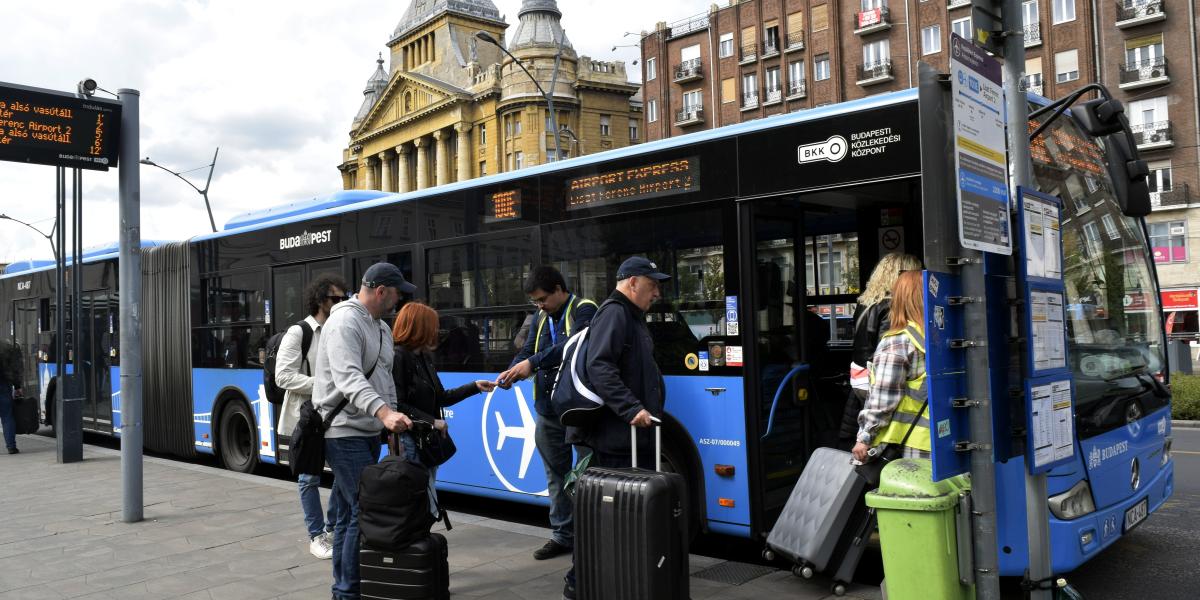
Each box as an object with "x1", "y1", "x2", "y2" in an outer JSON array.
[
  {"x1": 1048, "y1": 480, "x2": 1097, "y2": 520},
  {"x1": 1162, "y1": 437, "x2": 1172, "y2": 467}
]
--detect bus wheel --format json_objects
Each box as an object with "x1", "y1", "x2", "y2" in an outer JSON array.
[{"x1": 217, "y1": 400, "x2": 259, "y2": 473}]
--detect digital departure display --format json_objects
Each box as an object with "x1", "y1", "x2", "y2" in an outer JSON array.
[
  {"x1": 0, "y1": 81, "x2": 122, "y2": 171},
  {"x1": 566, "y1": 157, "x2": 700, "y2": 210},
  {"x1": 486, "y1": 189, "x2": 522, "y2": 222}
]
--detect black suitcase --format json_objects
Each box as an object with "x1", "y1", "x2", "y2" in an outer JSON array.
[
  {"x1": 764, "y1": 447, "x2": 871, "y2": 596},
  {"x1": 360, "y1": 532, "x2": 450, "y2": 600},
  {"x1": 575, "y1": 421, "x2": 689, "y2": 600},
  {"x1": 13, "y1": 394, "x2": 38, "y2": 434}
]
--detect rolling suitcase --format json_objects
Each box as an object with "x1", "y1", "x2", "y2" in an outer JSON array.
[
  {"x1": 13, "y1": 394, "x2": 39, "y2": 434},
  {"x1": 360, "y1": 532, "x2": 450, "y2": 600},
  {"x1": 575, "y1": 419, "x2": 689, "y2": 600},
  {"x1": 764, "y1": 446, "x2": 871, "y2": 596}
]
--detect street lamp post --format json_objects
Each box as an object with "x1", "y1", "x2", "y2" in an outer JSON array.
[
  {"x1": 139, "y1": 147, "x2": 220, "y2": 232},
  {"x1": 476, "y1": 30, "x2": 568, "y2": 164},
  {"x1": 0, "y1": 213, "x2": 57, "y2": 262}
]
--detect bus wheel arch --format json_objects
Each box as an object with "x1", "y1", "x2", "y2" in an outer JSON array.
[
  {"x1": 659, "y1": 413, "x2": 707, "y2": 542},
  {"x1": 214, "y1": 389, "x2": 259, "y2": 474}
]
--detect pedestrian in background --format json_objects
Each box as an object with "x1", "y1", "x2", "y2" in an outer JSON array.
[
  {"x1": 0, "y1": 341, "x2": 22, "y2": 454},
  {"x1": 314, "y1": 263, "x2": 414, "y2": 600},
  {"x1": 497, "y1": 266, "x2": 598, "y2": 561},
  {"x1": 275, "y1": 274, "x2": 348, "y2": 560}
]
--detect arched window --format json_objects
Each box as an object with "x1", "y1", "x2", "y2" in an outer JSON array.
[{"x1": 404, "y1": 91, "x2": 413, "y2": 113}]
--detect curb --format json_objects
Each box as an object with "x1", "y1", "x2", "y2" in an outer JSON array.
[{"x1": 1172, "y1": 420, "x2": 1200, "y2": 429}]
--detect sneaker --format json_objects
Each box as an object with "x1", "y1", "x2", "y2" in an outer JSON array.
[
  {"x1": 562, "y1": 580, "x2": 576, "y2": 600},
  {"x1": 533, "y1": 539, "x2": 571, "y2": 560},
  {"x1": 309, "y1": 533, "x2": 333, "y2": 559}
]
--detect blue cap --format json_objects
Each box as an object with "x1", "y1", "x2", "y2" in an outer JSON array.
[
  {"x1": 617, "y1": 256, "x2": 671, "y2": 281},
  {"x1": 362, "y1": 262, "x2": 416, "y2": 294}
]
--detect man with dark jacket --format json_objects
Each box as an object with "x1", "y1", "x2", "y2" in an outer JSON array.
[
  {"x1": 497, "y1": 266, "x2": 597, "y2": 561},
  {"x1": 561, "y1": 256, "x2": 669, "y2": 600}
]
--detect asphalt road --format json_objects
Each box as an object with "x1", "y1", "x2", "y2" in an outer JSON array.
[{"x1": 1062, "y1": 426, "x2": 1200, "y2": 600}]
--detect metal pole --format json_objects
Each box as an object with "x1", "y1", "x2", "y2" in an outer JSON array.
[
  {"x1": 72, "y1": 168, "x2": 82, "y2": 395},
  {"x1": 200, "y1": 147, "x2": 219, "y2": 233},
  {"x1": 1002, "y1": 1, "x2": 1052, "y2": 597},
  {"x1": 118, "y1": 88, "x2": 143, "y2": 523},
  {"x1": 54, "y1": 167, "x2": 65, "y2": 461},
  {"x1": 546, "y1": 30, "x2": 564, "y2": 161}
]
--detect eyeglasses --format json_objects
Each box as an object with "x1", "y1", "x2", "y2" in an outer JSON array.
[
  {"x1": 326, "y1": 295, "x2": 346, "y2": 304},
  {"x1": 529, "y1": 295, "x2": 550, "y2": 307}
]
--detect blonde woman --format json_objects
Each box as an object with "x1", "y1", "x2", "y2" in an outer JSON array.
[{"x1": 838, "y1": 252, "x2": 922, "y2": 448}]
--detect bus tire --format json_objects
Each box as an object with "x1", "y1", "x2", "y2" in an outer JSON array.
[
  {"x1": 217, "y1": 399, "x2": 259, "y2": 473},
  {"x1": 658, "y1": 419, "x2": 705, "y2": 544}
]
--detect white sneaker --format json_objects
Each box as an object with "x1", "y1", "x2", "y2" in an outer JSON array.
[{"x1": 309, "y1": 533, "x2": 333, "y2": 560}]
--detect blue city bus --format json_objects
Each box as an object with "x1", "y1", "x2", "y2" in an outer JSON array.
[{"x1": 0, "y1": 87, "x2": 1173, "y2": 576}]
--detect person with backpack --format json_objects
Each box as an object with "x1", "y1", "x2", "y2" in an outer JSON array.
[
  {"x1": 560, "y1": 256, "x2": 670, "y2": 600},
  {"x1": 271, "y1": 274, "x2": 348, "y2": 560},
  {"x1": 314, "y1": 262, "x2": 415, "y2": 600},
  {"x1": 496, "y1": 266, "x2": 598, "y2": 561},
  {"x1": 838, "y1": 253, "x2": 922, "y2": 450},
  {"x1": 391, "y1": 302, "x2": 496, "y2": 516},
  {"x1": 0, "y1": 341, "x2": 23, "y2": 454}
]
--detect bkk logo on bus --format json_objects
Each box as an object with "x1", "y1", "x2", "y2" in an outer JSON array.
[{"x1": 279, "y1": 229, "x2": 333, "y2": 250}]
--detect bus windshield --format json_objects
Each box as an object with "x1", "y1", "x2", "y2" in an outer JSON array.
[{"x1": 1029, "y1": 107, "x2": 1168, "y2": 438}]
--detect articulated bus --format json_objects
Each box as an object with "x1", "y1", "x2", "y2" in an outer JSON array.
[{"x1": 0, "y1": 84, "x2": 1173, "y2": 577}]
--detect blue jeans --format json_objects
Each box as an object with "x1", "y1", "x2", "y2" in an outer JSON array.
[
  {"x1": 535, "y1": 414, "x2": 590, "y2": 548},
  {"x1": 326, "y1": 434, "x2": 382, "y2": 600},
  {"x1": 397, "y1": 432, "x2": 440, "y2": 518},
  {"x1": 298, "y1": 472, "x2": 342, "y2": 539},
  {"x1": 0, "y1": 386, "x2": 15, "y2": 450}
]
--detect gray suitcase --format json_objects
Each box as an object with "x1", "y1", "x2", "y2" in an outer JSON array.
[{"x1": 765, "y1": 447, "x2": 870, "y2": 595}]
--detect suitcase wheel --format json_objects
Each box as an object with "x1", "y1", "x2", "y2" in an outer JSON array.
[
  {"x1": 832, "y1": 582, "x2": 847, "y2": 596},
  {"x1": 793, "y1": 564, "x2": 814, "y2": 579},
  {"x1": 762, "y1": 549, "x2": 775, "y2": 562}
]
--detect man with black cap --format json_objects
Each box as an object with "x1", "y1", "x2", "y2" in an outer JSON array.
[
  {"x1": 561, "y1": 256, "x2": 671, "y2": 600},
  {"x1": 313, "y1": 262, "x2": 416, "y2": 600}
]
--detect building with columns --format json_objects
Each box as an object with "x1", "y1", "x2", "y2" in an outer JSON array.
[{"x1": 339, "y1": 0, "x2": 642, "y2": 193}]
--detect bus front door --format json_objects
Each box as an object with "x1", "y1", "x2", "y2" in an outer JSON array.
[{"x1": 83, "y1": 291, "x2": 115, "y2": 433}]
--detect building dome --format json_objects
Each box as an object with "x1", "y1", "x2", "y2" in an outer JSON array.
[
  {"x1": 353, "y1": 54, "x2": 390, "y2": 128},
  {"x1": 509, "y1": 0, "x2": 573, "y2": 54},
  {"x1": 393, "y1": 0, "x2": 504, "y2": 42}
]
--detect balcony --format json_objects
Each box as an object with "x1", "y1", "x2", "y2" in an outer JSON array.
[
  {"x1": 854, "y1": 6, "x2": 892, "y2": 35},
  {"x1": 786, "y1": 32, "x2": 805, "y2": 52},
  {"x1": 762, "y1": 39, "x2": 780, "y2": 58},
  {"x1": 676, "y1": 107, "x2": 705, "y2": 127},
  {"x1": 1024, "y1": 23, "x2": 1041, "y2": 47},
  {"x1": 1115, "y1": 0, "x2": 1165, "y2": 29},
  {"x1": 857, "y1": 60, "x2": 894, "y2": 86},
  {"x1": 948, "y1": 0, "x2": 970, "y2": 7},
  {"x1": 1133, "y1": 121, "x2": 1173, "y2": 150},
  {"x1": 764, "y1": 88, "x2": 783, "y2": 105},
  {"x1": 1151, "y1": 184, "x2": 1192, "y2": 210},
  {"x1": 673, "y1": 58, "x2": 703, "y2": 83},
  {"x1": 742, "y1": 91, "x2": 760, "y2": 110},
  {"x1": 1119, "y1": 57, "x2": 1169, "y2": 90},
  {"x1": 740, "y1": 42, "x2": 757, "y2": 64},
  {"x1": 787, "y1": 80, "x2": 807, "y2": 99}
]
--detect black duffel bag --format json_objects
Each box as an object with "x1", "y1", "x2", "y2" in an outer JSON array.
[
  {"x1": 358, "y1": 433, "x2": 437, "y2": 550},
  {"x1": 288, "y1": 398, "x2": 347, "y2": 478},
  {"x1": 13, "y1": 394, "x2": 39, "y2": 434}
]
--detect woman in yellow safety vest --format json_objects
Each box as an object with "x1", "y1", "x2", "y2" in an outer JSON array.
[{"x1": 851, "y1": 270, "x2": 931, "y2": 463}]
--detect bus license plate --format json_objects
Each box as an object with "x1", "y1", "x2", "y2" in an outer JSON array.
[{"x1": 1123, "y1": 498, "x2": 1148, "y2": 532}]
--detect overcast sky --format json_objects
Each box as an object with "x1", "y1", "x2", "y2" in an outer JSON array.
[{"x1": 0, "y1": 0, "x2": 704, "y2": 263}]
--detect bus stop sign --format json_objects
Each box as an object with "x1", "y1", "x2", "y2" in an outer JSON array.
[{"x1": 0, "y1": 81, "x2": 122, "y2": 171}]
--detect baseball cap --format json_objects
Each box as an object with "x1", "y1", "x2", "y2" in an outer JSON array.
[
  {"x1": 362, "y1": 262, "x2": 416, "y2": 294},
  {"x1": 616, "y1": 256, "x2": 671, "y2": 281}
]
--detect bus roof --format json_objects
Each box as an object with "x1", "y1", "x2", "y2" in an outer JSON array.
[
  {"x1": 195, "y1": 88, "x2": 920, "y2": 242},
  {"x1": 1, "y1": 240, "x2": 172, "y2": 277}
]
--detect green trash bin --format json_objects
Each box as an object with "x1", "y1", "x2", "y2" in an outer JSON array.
[{"x1": 865, "y1": 459, "x2": 975, "y2": 600}]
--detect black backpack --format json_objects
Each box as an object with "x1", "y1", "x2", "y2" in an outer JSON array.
[
  {"x1": 263, "y1": 321, "x2": 313, "y2": 405},
  {"x1": 358, "y1": 438, "x2": 438, "y2": 550}
]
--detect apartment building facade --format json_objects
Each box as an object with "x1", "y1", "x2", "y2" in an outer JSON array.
[{"x1": 640, "y1": 0, "x2": 1200, "y2": 340}]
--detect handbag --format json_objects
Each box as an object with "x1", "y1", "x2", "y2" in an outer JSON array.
[
  {"x1": 411, "y1": 355, "x2": 457, "y2": 467},
  {"x1": 854, "y1": 398, "x2": 928, "y2": 489}
]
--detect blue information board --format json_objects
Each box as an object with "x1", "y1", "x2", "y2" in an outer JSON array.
[
  {"x1": 1015, "y1": 187, "x2": 1076, "y2": 474},
  {"x1": 924, "y1": 270, "x2": 972, "y2": 481}
]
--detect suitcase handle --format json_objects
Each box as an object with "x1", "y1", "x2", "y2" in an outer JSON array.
[{"x1": 630, "y1": 416, "x2": 663, "y2": 471}]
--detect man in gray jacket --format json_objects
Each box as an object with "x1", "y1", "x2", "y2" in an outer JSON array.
[{"x1": 315, "y1": 262, "x2": 414, "y2": 600}]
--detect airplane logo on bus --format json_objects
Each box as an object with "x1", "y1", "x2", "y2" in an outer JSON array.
[{"x1": 481, "y1": 386, "x2": 548, "y2": 496}]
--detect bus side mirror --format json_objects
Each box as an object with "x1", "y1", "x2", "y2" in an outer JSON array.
[
  {"x1": 1074, "y1": 98, "x2": 1126, "y2": 136},
  {"x1": 1104, "y1": 133, "x2": 1152, "y2": 218}
]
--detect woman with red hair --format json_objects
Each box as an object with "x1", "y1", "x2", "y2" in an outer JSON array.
[{"x1": 391, "y1": 302, "x2": 495, "y2": 516}]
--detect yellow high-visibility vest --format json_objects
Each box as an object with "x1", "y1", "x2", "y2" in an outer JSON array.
[{"x1": 868, "y1": 321, "x2": 930, "y2": 452}]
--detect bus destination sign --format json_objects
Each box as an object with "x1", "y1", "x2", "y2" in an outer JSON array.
[
  {"x1": 566, "y1": 157, "x2": 699, "y2": 210},
  {"x1": 486, "y1": 189, "x2": 522, "y2": 222},
  {"x1": 0, "y1": 81, "x2": 122, "y2": 171}
]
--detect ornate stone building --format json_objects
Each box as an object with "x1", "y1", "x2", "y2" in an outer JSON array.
[{"x1": 339, "y1": 0, "x2": 641, "y2": 192}]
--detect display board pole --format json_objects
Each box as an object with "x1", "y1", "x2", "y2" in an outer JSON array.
[{"x1": 118, "y1": 88, "x2": 143, "y2": 524}]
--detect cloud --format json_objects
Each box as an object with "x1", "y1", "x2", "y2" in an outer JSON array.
[{"x1": 1, "y1": 0, "x2": 695, "y2": 263}]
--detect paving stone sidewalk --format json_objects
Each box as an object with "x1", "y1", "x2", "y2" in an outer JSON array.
[{"x1": 0, "y1": 434, "x2": 880, "y2": 600}]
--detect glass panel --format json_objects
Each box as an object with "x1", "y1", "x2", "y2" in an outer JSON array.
[
  {"x1": 427, "y1": 235, "x2": 533, "y2": 311},
  {"x1": 205, "y1": 271, "x2": 266, "y2": 324},
  {"x1": 272, "y1": 268, "x2": 305, "y2": 328},
  {"x1": 804, "y1": 234, "x2": 860, "y2": 296}
]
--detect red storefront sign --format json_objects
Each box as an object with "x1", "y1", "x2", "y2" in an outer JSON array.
[
  {"x1": 1161, "y1": 289, "x2": 1199, "y2": 310},
  {"x1": 858, "y1": 8, "x2": 882, "y2": 28}
]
